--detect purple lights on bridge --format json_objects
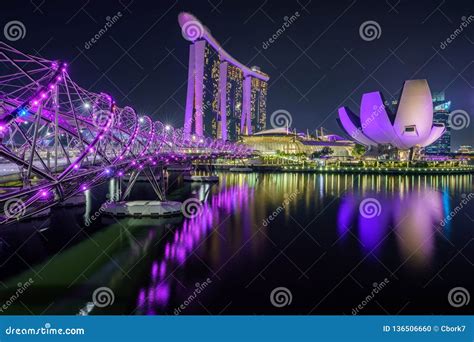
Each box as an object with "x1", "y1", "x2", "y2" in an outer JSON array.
[{"x1": 0, "y1": 42, "x2": 252, "y2": 224}]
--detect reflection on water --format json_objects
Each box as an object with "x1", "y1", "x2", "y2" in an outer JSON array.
[
  {"x1": 136, "y1": 178, "x2": 256, "y2": 314},
  {"x1": 339, "y1": 189, "x2": 445, "y2": 266},
  {"x1": 0, "y1": 172, "x2": 472, "y2": 315},
  {"x1": 130, "y1": 173, "x2": 472, "y2": 315}
]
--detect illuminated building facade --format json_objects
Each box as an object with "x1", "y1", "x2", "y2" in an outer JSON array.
[
  {"x1": 241, "y1": 128, "x2": 354, "y2": 157},
  {"x1": 179, "y1": 12, "x2": 269, "y2": 141},
  {"x1": 457, "y1": 145, "x2": 473, "y2": 154},
  {"x1": 250, "y1": 74, "x2": 268, "y2": 133},
  {"x1": 225, "y1": 64, "x2": 243, "y2": 141},
  {"x1": 202, "y1": 43, "x2": 220, "y2": 138},
  {"x1": 338, "y1": 80, "x2": 445, "y2": 152},
  {"x1": 424, "y1": 92, "x2": 451, "y2": 155}
]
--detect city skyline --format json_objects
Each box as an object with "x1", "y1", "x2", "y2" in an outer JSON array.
[
  {"x1": 2, "y1": 0, "x2": 473, "y2": 149},
  {"x1": 0, "y1": 0, "x2": 473, "y2": 327}
]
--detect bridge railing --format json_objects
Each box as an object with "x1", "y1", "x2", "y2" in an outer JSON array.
[{"x1": 0, "y1": 42, "x2": 252, "y2": 224}]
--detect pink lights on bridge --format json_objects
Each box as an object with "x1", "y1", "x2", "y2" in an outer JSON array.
[{"x1": 0, "y1": 41, "x2": 252, "y2": 224}]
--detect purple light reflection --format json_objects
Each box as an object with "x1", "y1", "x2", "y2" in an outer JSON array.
[
  {"x1": 136, "y1": 180, "x2": 253, "y2": 314},
  {"x1": 338, "y1": 189, "x2": 444, "y2": 267}
]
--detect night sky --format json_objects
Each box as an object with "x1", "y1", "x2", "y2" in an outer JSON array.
[{"x1": 3, "y1": 0, "x2": 473, "y2": 149}]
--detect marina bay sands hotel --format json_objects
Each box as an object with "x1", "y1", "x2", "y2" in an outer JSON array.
[{"x1": 179, "y1": 12, "x2": 269, "y2": 141}]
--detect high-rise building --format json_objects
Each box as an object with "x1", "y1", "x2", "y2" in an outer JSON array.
[
  {"x1": 225, "y1": 64, "x2": 243, "y2": 141},
  {"x1": 425, "y1": 92, "x2": 451, "y2": 155},
  {"x1": 179, "y1": 12, "x2": 269, "y2": 141},
  {"x1": 250, "y1": 73, "x2": 268, "y2": 133},
  {"x1": 202, "y1": 42, "x2": 220, "y2": 138}
]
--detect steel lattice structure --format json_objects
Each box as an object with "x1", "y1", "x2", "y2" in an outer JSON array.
[{"x1": 0, "y1": 42, "x2": 251, "y2": 224}]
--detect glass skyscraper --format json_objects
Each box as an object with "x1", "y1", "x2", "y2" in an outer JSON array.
[{"x1": 425, "y1": 92, "x2": 451, "y2": 155}]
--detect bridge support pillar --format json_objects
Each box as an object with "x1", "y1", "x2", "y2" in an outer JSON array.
[{"x1": 103, "y1": 164, "x2": 182, "y2": 218}]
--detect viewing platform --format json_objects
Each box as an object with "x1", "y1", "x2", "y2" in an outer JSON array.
[{"x1": 103, "y1": 201, "x2": 182, "y2": 218}]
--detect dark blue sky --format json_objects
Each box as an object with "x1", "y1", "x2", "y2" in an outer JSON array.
[{"x1": 3, "y1": 0, "x2": 473, "y2": 149}]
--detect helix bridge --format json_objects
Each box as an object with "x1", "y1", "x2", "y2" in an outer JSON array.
[{"x1": 0, "y1": 42, "x2": 251, "y2": 224}]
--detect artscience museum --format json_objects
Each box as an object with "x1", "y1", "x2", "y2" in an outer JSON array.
[{"x1": 337, "y1": 80, "x2": 446, "y2": 158}]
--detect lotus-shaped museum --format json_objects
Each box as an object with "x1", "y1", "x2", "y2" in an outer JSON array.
[{"x1": 337, "y1": 79, "x2": 445, "y2": 150}]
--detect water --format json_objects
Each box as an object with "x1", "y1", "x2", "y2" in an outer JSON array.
[{"x1": 0, "y1": 172, "x2": 472, "y2": 315}]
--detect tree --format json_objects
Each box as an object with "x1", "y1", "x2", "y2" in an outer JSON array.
[
  {"x1": 351, "y1": 144, "x2": 367, "y2": 158},
  {"x1": 311, "y1": 147, "x2": 334, "y2": 159}
]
